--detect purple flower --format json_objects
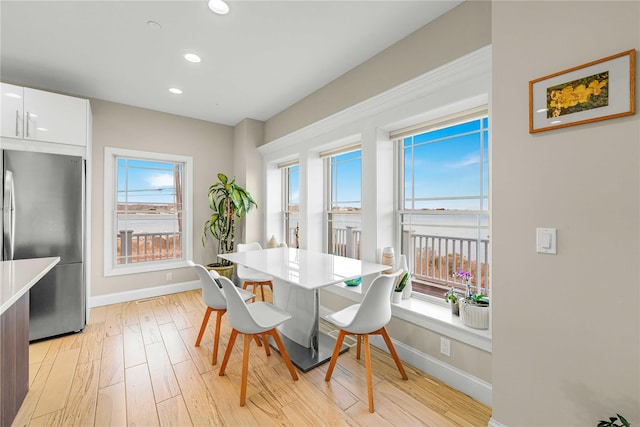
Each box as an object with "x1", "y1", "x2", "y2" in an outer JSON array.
[{"x1": 454, "y1": 269, "x2": 471, "y2": 281}]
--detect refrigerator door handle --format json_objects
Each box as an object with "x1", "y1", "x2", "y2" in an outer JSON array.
[{"x1": 3, "y1": 170, "x2": 15, "y2": 260}]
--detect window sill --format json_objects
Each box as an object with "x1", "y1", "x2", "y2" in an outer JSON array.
[{"x1": 323, "y1": 284, "x2": 492, "y2": 353}]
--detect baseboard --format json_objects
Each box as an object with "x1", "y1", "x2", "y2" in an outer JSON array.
[
  {"x1": 488, "y1": 417, "x2": 507, "y2": 427},
  {"x1": 319, "y1": 304, "x2": 492, "y2": 408},
  {"x1": 89, "y1": 280, "x2": 201, "y2": 307}
]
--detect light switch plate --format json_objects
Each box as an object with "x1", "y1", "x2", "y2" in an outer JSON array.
[{"x1": 536, "y1": 228, "x2": 557, "y2": 254}]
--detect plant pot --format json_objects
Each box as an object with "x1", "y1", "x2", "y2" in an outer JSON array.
[
  {"x1": 459, "y1": 300, "x2": 489, "y2": 329},
  {"x1": 450, "y1": 301, "x2": 459, "y2": 316},
  {"x1": 392, "y1": 291, "x2": 402, "y2": 304},
  {"x1": 206, "y1": 262, "x2": 234, "y2": 280}
]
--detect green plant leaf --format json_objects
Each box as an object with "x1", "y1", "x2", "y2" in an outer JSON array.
[
  {"x1": 217, "y1": 173, "x2": 228, "y2": 185},
  {"x1": 618, "y1": 414, "x2": 630, "y2": 427}
]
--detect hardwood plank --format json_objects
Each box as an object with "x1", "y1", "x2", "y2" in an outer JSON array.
[
  {"x1": 94, "y1": 382, "x2": 126, "y2": 427},
  {"x1": 31, "y1": 347, "x2": 81, "y2": 418},
  {"x1": 27, "y1": 408, "x2": 64, "y2": 427},
  {"x1": 104, "y1": 303, "x2": 123, "y2": 337},
  {"x1": 165, "y1": 294, "x2": 192, "y2": 330},
  {"x1": 28, "y1": 340, "x2": 52, "y2": 365},
  {"x1": 88, "y1": 305, "x2": 107, "y2": 324},
  {"x1": 156, "y1": 395, "x2": 193, "y2": 427},
  {"x1": 158, "y1": 322, "x2": 191, "y2": 365},
  {"x1": 172, "y1": 359, "x2": 223, "y2": 425},
  {"x1": 151, "y1": 298, "x2": 173, "y2": 325},
  {"x1": 122, "y1": 301, "x2": 140, "y2": 326},
  {"x1": 177, "y1": 326, "x2": 215, "y2": 375},
  {"x1": 61, "y1": 360, "x2": 100, "y2": 426},
  {"x1": 78, "y1": 322, "x2": 105, "y2": 365},
  {"x1": 201, "y1": 370, "x2": 261, "y2": 426},
  {"x1": 137, "y1": 300, "x2": 162, "y2": 345},
  {"x1": 99, "y1": 334, "x2": 125, "y2": 389},
  {"x1": 125, "y1": 363, "x2": 159, "y2": 427},
  {"x1": 12, "y1": 360, "x2": 55, "y2": 426},
  {"x1": 145, "y1": 341, "x2": 181, "y2": 403},
  {"x1": 123, "y1": 323, "x2": 146, "y2": 368},
  {"x1": 281, "y1": 398, "x2": 328, "y2": 427}
]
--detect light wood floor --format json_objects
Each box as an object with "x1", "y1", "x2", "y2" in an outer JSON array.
[{"x1": 13, "y1": 289, "x2": 491, "y2": 426}]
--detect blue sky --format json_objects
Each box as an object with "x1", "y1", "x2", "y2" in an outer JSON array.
[{"x1": 117, "y1": 158, "x2": 181, "y2": 205}]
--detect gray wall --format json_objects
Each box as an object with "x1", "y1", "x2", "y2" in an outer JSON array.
[
  {"x1": 491, "y1": 1, "x2": 639, "y2": 425},
  {"x1": 90, "y1": 99, "x2": 233, "y2": 296}
]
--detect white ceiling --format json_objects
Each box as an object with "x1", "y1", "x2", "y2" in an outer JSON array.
[{"x1": 1, "y1": 1, "x2": 461, "y2": 126}]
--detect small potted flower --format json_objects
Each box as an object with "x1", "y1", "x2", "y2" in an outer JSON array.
[
  {"x1": 444, "y1": 288, "x2": 460, "y2": 316},
  {"x1": 392, "y1": 272, "x2": 409, "y2": 303},
  {"x1": 454, "y1": 269, "x2": 490, "y2": 329}
]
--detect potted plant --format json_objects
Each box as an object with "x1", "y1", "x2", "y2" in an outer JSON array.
[
  {"x1": 392, "y1": 272, "x2": 408, "y2": 303},
  {"x1": 454, "y1": 269, "x2": 490, "y2": 329},
  {"x1": 598, "y1": 414, "x2": 630, "y2": 427},
  {"x1": 202, "y1": 173, "x2": 257, "y2": 278},
  {"x1": 444, "y1": 287, "x2": 460, "y2": 316}
]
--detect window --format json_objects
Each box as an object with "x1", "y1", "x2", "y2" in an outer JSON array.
[
  {"x1": 282, "y1": 164, "x2": 300, "y2": 247},
  {"x1": 104, "y1": 147, "x2": 192, "y2": 276},
  {"x1": 397, "y1": 114, "x2": 489, "y2": 299},
  {"x1": 325, "y1": 149, "x2": 362, "y2": 259}
]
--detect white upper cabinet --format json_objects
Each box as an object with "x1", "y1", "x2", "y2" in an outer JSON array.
[
  {"x1": 1, "y1": 83, "x2": 88, "y2": 146},
  {"x1": 1, "y1": 83, "x2": 24, "y2": 139}
]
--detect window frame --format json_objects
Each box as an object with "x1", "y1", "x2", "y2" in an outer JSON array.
[
  {"x1": 396, "y1": 113, "x2": 490, "y2": 301},
  {"x1": 324, "y1": 148, "x2": 362, "y2": 259},
  {"x1": 281, "y1": 163, "x2": 299, "y2": 248},
  {"x1": 104, "y1": 147, "x2": 193, "y2": 276}
]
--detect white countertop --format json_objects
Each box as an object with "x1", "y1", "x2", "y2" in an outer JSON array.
[
  {"x1": 0, "y1": 257, "x2": 60, "y2": 315},
  {"x1": 219, "y1": 247, "x2": 388, "y2": 289}
]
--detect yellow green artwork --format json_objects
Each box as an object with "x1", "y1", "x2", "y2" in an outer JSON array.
[{"x1": 546, "y1": 71, "x2": 608, "y2": 118}]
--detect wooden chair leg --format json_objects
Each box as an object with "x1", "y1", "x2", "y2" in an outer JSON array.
[
  {"x1": 254, "y1": 335, "x2": 263, "y2": 347},
  {"x1": 262, "y1": 333, "x2": 271, "y2": 356},
  {"x1": 211, "y1": 310, "x2": 224, "y2": 365},
  {"x1": 363, "y1": 334, "x2": 374, "y2": 413},
  {"x1": 240, "y1": 333, "x2": 251, "y2": 406},
  {"x1": 356, "y1": 335, "x2": 361, "y2": 360},
  {"x1": 259, "y1": 283, "x2": 266, "y2": 301},
  {"x1": 324, "y1": 329, "x2": 346, "y2": 381},
  {"x1": 195, "y1": 307, "x2": 213, "y2": 347},
  {"x1": 380, "y1": 327, "x2": 408, "y2": 380},
  {"x1": 219, "y1": 329, "x2": 238, "y2": 376},
  {"x1": 269, "y1": 329, "x2": 298, "y2": 381}
]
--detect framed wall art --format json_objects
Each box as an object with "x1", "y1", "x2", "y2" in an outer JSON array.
[{"x1": 529, "y1": 49, "x2": 635, "y2": 133}]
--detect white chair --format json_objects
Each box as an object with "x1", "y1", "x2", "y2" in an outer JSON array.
[
  {"x1": 188, "y1": 261, "x2": 259, "y2": 365},
  {"x1": 324, "y1": 270, "x2": 408, "y2": 413},
  {"x1": 236, "y1": 242, "x2": 273, "y2": 301},
  {"x1": 218, "y1": 276, "x2": 299, "y2": 407}
]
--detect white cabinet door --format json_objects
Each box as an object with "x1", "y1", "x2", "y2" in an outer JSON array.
[
  {"x1": 1, "y1": 83, "x2": 24, "y2": 138},
  {"x1": 23, "y1": 88, "x2": 87, "y2": 146}
]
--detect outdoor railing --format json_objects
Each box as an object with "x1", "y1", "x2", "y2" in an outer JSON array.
[
  {"x1": 117, "y1": 230, "x2": 182, "y2": 264},
  {"x1": 330, "y1": 226, "x2": 361, "y2": 259},
  {"x1": 407, "y1": 232, "x2": 489, "y2": 296}
]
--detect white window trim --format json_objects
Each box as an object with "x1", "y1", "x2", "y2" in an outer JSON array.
[{"x1": 103, "y1": 147, "x2": 193, "y2": 276}]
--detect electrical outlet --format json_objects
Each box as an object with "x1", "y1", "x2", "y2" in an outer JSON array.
[
  {"x1": 166, "y1": 272, "x2": 172, "y2": 282},
  {"x1": 440, "y1": 337, "x2": 451, "y2": 357}
]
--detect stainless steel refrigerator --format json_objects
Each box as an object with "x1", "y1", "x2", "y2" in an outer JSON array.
[{"x1": 2, "y1": 150, "x2": 85, "y2": 341}]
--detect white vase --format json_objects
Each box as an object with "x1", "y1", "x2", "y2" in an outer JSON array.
[
  {"x1": 392, "y1": 291, "x2": 402, "y2": 304},
  {"x1": 381, "y1": 247, "x2": 395, "y2": 273},
  {"x1": 395, "y1": 254, "x2": 412, "y2": 300}
]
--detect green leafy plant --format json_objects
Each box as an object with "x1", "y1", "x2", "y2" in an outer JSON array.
[
  {"x1": 395, "y1": 272, "x2": 409, "y2": 292},
  {"x1": 598, "y1": 414, "x2": 630, "y2": 427},
  {"x1": 444, "y1": 287, "x2": 459, "y2": 303},
  {"x1": 202, "y1": 173, "x2": 257, "y2": 266}
]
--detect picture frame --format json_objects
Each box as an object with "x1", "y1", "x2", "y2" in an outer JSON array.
[{"x1": 529, "y1": 49, "x2": 635, "y2": 133}]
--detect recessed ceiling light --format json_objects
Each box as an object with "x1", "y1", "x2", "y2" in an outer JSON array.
[
  {"x1": 147, "y1": 20, "x2": 162, "y2": 31},
  {"x1": 208, "y1": 0, "x2": 229, "y2": 15},
  {"x1": 169, "y1": 88, "x2": 183, "y2": 95},
  {"x1": 184, "y1": 53, "x2": 201, "y2": 63}
]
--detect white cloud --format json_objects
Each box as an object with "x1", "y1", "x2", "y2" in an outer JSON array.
[
  {"x1": 448, "y1": 153, "x2": 480, "y2": 168},
  {"x1": 147, "y1": 173, "x2": 174, "y2": 188}
]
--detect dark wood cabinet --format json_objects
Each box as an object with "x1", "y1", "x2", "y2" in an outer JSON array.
[{"x1": 0, "y1": 292, "x2": 29, "y2": 427}]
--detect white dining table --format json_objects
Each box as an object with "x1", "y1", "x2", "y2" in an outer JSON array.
[{"x1": 219, "y1": 247, "x2": 389, "y2": 372}]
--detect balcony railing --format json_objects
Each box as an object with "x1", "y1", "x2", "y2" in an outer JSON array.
[
  {"x1": 117, "y1": 230, "x2": 182, "y2": 264},
  {"x1": 330, "y1": 226, "x2": 361, "y2": 259},
  {"x1": 407, "y1": 232, "x2": 489, "y2": 296}
]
